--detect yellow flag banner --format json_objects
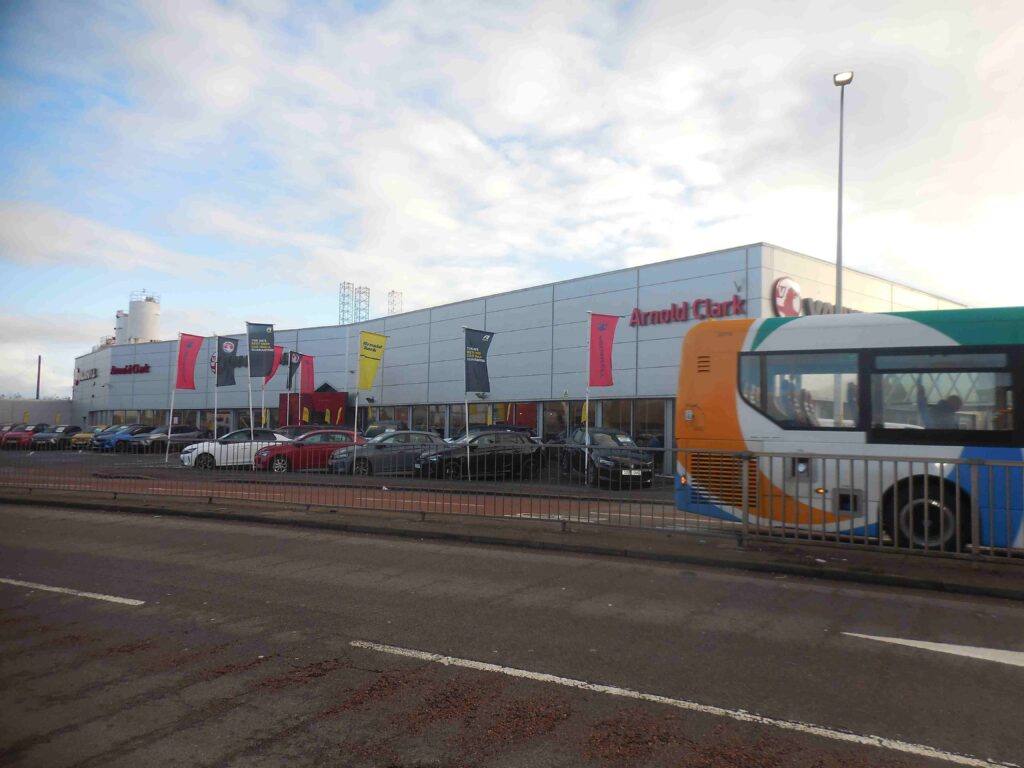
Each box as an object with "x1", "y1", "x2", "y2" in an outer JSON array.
[
  {"x1": 357, "y1": 331, "x2": 388, "y2": 390},
  {"x1": 301, "y1": 406, "x2": 310, "y2": 423}
]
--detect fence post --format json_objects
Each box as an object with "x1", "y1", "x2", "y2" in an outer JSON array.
[
  {"x1": 970, "y1": 461, "x2": 980, "y2": 557},
  {"x1": 740, "y1": 452, "x2": 750, "y2": 545}
]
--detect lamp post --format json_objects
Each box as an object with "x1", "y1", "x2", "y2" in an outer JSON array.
[{"x1": 833, "y1": 70, "x2": 853, "y2": 313}]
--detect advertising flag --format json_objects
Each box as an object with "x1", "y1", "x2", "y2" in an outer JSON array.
[
  {"x1": 300, "y1": 355, "x2": 315, "y2": 393},
  {"x1": 246, "y1": 322, "x2": 275, "y2": 378},
  {"x1": 264, "y1": 345, "x2": 284, "y2": 384},
  {"x1": 588, "y1": 314, "x2": 619, "y2": 387},
  {"x1": 216, "y1": 337, "x2": 241, "y2": 387},
  {"x1": 357, "y1": 331, "x2": 387, "y2": 390},
  {"x1": 287, "y1": 351, "x2": 302, "y2": 390},
  {"x1": 464, "y1": 328, "x2": 494, "y2": 393},
  {"x1": 174, "y1": 333, "x2": 204, "y2": 390}
]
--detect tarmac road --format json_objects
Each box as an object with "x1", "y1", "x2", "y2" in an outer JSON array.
[{"x1": 1, "y1": 502, "x2": 1022, "y2": 767}]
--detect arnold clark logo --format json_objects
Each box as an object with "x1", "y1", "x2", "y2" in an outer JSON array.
[{"x1": 771, "y1": 277, "x2": 860, "y2": 317}]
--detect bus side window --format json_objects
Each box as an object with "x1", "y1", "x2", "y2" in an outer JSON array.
[{"x1": 739, "y1": 355, "x2": 762, "y2": 409}]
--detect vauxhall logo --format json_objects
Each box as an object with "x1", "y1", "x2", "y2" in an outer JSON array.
[{"x1": 771, "y1": 278, "x2": 861, "y2": 317}]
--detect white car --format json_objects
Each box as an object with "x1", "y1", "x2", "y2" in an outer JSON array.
[{"x1": 180, "y1": 428, "x2": 291, "y2": 469}]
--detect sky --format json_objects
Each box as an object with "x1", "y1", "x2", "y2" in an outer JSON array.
[{"x1": 1, "y1": 0, "x2": 1021, "y2": 398}]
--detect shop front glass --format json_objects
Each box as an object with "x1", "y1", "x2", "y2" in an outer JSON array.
[
  {"x1": 601, "y1": 399, "x2": 631, "y2": 433},
  {"x1": 411, "y1": 405, "x2": 429, "y2": 431},
  {"x1": 428, "y1": 405, "x2": 446, "y2": 437}
]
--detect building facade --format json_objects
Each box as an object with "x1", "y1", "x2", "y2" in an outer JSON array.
[{"x1": 71, "y1": 243, "x2": 964, "y2": 450}]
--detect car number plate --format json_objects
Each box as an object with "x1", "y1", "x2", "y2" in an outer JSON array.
[
  {"x1": 414, "y1": 463, "x2": 421, "y2": 469},
  {"x1": 623, "y1": 469, "x2": 642, "y2": 476}
]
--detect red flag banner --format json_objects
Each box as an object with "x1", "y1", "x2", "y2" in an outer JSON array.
[
  {"x1": 175, "y1": 333, "x2": 204, "y2": 390},
  {"x1": 300, "y1": 355, "x2": 315, "y2": 394},
  {"x1": 264, "y1": 345, "x2": 284, "y2": 384},
  {"x1": 588, "y1": 314, "x2": 618, "y2": 387}
]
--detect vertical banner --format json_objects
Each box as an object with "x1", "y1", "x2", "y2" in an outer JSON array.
[
  {"x1": 357, "y1": 332, "x2": 387, "y2": 390},
  {"x1": 464, "y1": 328, "x2": 494, "y2": 393},
  {"x1": 263, "y1": 345, "x2": 284, "y2": 384},
  {"x1": 588, "y1": 314, "x2": 619, "y2": 387},
  {"x1": 300, "y1": 355, "x2": 315, "y2": 393},
  {"x1": 246, "y1": 323, "x2": 275, "y2": 378},
  {"x1": 287, "y1": 351, "x2": 302, "y2": 390},
  {"x1": 216, "y1": 337, "x2": 241, "y2": 387},
  {"x1": 175, "y1": 333, "x2": 204, "y2": 390}
]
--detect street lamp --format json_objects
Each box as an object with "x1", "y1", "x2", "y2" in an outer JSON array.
[{"x1": 833, "y1": 71, "x2": 853, "y2": 312}]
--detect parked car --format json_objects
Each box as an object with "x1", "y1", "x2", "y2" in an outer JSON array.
[
  {"x1": 1, "y1": 423, "x2": 50, "y2": 449},
  {"x1": 361, "y1": 420, "x2": 408, "y2": 439},
  {"x1": 129, "y1": 425, "x2": 209, "y2": 453},
  {"x1": 446, "y1": 424, "x2": 539, "y2": 443},
  {"x1": 91, "y1": 424, "x2": 154, "y2": 452},
  {"x1": 70, "y1": 424, "x2": 114, "y2": 449},
  {"x1": 415, "y1": 429, "x2": 542, "y2": 479},
  {"x1": 253, "y1": 429, "x2": 363, "y2": 472},
  {"x1": 558, "y1": 427, "x2": 654, "y2": 488},
  {"x1": 0, "y1": 423, "x2": 26, "y2": 440},
  {"x1": 180, "y1": 428, "x2": 292, "y2": 469},
  {"x1": 30, "y1": 425, "x2": 82, "y2": 450},
  {"x1": 275, "y1": 424, "x2": 330, "y2": 440},
  {"x1": 330, "y1": 430, "x2": 444, "y2": 475}
]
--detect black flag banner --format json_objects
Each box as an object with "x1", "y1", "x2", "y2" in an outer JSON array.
[
  {"x1": 464, "y1": 328, "x2": 494, "y2": 393},
  {"x1": 246, "y1": 322, "x2": 275, "y2": 378},
  {"x1": 216, "y1": 337, "x2": 242, "y2": 387},
  {"x1": 287, "y1": 351, "x2": 303, "y2": 390}
]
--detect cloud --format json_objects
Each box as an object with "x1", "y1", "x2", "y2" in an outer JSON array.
[{"x1": 0, "y1": 202, "x2": 217, "y2": 275}]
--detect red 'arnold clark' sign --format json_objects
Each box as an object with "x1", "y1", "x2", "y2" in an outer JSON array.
[
  {"x1": 110, "y1": 363, "x2": 151, "y2": 375},
  {"x1": 629, "y1": 295, "x2": 746, "y2": 327}
]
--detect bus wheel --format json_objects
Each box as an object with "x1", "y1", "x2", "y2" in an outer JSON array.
[{"x1": 890, "y1": 479, "x2": 965, "y2": 552}]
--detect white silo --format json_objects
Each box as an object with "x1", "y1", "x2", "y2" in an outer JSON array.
[
  {"x1": 127, "y1": 291, "x2": 161, "y2": 342},
  {"x1": 114, "y1": 310, "x2": 128, "y2": 345}
]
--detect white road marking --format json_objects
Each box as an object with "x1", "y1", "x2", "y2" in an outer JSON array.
[
  {"x1": 0, "y1": 577, "x2": 146, "y2": 606},
  {"x1": 350, "y1": 639, "x2": 1017, "y2": 768},
  {"x1": 844, "y1": 633, "x2": 1024, "y2": 668}
]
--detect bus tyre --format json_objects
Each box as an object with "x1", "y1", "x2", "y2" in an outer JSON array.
[
  {"x1": 889, "y1": 479, "x2": 966, "y2": 552},
  {"x1": 194, "y1": 453, "x2": 216, "y2": 471}
]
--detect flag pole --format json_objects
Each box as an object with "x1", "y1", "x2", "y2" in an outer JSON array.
[
  {"x1": 585, "y1": 312, "x2": 592, "y2": 476},
  {"x1": 246, "y1": 324, "x2": 254, "y2": 442},
  {"x1": 261, "y1": 381, "x2": 266, "y2": 427},
  {"x1": 165, "y1": 332, "x2": 180, "y2": 464},
  {"x1": 286, "y1": 354, "x2": 292, "y2": 427},
  {"x1": 461, "y1": 326, "x2": 471, "y2": 481},
  {"x1": 213, "y1": 335, "x2": 218, "y2": 439},
  {"x1": 354, "y1": 391, "x2": 360, "y2": 438}
]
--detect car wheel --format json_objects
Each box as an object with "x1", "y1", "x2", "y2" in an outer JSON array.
[
  {"x1": 519, "y1": 456, "x2": 537, "y2": 480},
  {"x1": 271, "y1": 455, "x2": 290, "y2": 473},
  {"x1": 194, "y1": 453, "x2": 216, "y2": 471},
  {"x1": 888, "y1": 479, "x2": 966, "y2": 551},
  {"x1": 443, "y1": 461, "x2": 462, "y2": 480},
  {"x1": 353, "y1": 459, "x2": 372, "y2": 476},
  {"x1": 586, "y1": 461, "x2": 598, "y2": 486},
  {"x1": 114, "y1": 441, "x2": 126, "y2": 453}
]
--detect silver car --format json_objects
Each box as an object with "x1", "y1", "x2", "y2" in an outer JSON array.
[{"x1": 329, "y1": 430, "x2": 445, "y2": 475}]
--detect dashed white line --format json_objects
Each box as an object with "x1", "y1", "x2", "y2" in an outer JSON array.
[
  {"x1": 0, "y1": 577, "x2": 146, "y2": 606},
  {"x1": 350, "y1": 639, "x2": 1018, "y2": 768}
]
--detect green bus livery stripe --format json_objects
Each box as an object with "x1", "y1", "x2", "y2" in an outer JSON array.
[
  {"x1": 887, "y1": 307, "x2": 1024, "y2": 346},
  {"x1": 751, "y1": 317, "x2": 798, "y2": 350}
]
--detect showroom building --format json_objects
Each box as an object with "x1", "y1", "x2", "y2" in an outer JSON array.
[{"x1": 71, "y1": 242, "x2": 964, "y2": 453}]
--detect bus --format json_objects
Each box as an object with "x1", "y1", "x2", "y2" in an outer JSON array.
[{"x1": 674, "y1": 307, "x2": 1024, "y2": 553}]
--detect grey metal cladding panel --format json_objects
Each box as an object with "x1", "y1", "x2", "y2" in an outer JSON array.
[
  {"x1": 430, "y1": 299, "x2": 486, "y2": 323},
  {"x1": 430, "y1": 379, "x2": 470, "y2": 402},
  {"x1": 384, "y1": 309, "x2": 431, "y2": 331},
  {"x1": 638, "y1": 336, "x2": 683, "y2": 368},
  {"x1": 489, "y1": 349, "x2": 552, "y2": 377},
  {"x1": 553, "y1": 289, "x2": 636, "y2": 325},
  {"x1": 381, "y1": 324, "x2": 430, "y2": 349},
  {"x1": 382, "y1": 363, "x2": 428, "y2": 385},
  {"x1": 636, "y1": 366, "x2": 678, "y2": 397},
  {"x1": 637, "y1": 270, "x2": 749, "y2": 309},
  {"x1": 488, "y1": 374, "x2": 552, "y2": 400},
  {"x1": 553, "y1": 270, "x2": 636, "y2": 301},
  {"x1": 485, "y1": 326, "x2": 551, "y2": 356},
  {"x1": 428, "y1": 358, "x2": 463, "y2": 383},
  {"x1": 383, "y1": 382, "x2": 429, "y2": 402},
  {"x1": 296, "y1": 326, "x2": 346, "y2": 344},
  {"x1": 431, "y1": 315, "x2": 485, "y2": 342},
  {"x1": 381, "y1": 342, "x2": 429, "y2": 366},
  {"x1": 552, "y1": 341, "x2": 635, "y2": 375},
  {"x1": 638, "y1": 247, "x2": 748, "y2": 286},
  {"x1": 551, "y1": 371, "x2": 588, "y2": 399},
  {"x1": 429, "y1": 337, "x2": 464, "y2": 364},
  {"x1": 485, "y1": 285, "x2": 552, "y2": 312},
  {"x1": 485, "y1": 303, "x2": 552, "y2": 334}
]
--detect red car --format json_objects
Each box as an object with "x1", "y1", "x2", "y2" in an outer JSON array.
[
  {"x1": 1, "y1": 423, "x2": 50, "y2": 449},
  {"x1": 252, "y1": 429, "x2": 364, "y2": 472}
]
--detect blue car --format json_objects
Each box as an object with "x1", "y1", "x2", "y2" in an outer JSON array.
[{"x1": 92, "y1": 424, "x2": 154, "y2": 452}]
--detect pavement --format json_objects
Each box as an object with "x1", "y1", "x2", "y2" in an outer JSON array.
[
  {"x1": 3, "y1": 501, "x2": 1024, "y2": 767},
  {"x1": 1, "y1": 486, "x2": 1021, "y2": 602}
]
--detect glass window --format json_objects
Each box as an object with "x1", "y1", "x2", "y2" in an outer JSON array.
[
  {"x1": 875, "y1": 353, "x2": 1007, "y2": 371},
  {"x1": 872, "y1": 369, "x2": 1013, "y2": 431},
  {"x1": 739, "y1": 355, "x2": 761, "y2": 409},
  {"x1": 601, "y1": 399, "x2": 631, "y2": 432},
  {"x1": 412, "y1": 405, "x2": 429, "y2": 431},
  {"x1": 634, "y1": 399, "x2": 666, "y2": 447},
  {"x1": 763, "y1": 353, "x2": 858, "y2": 429},
  {"x1": 468, "y1": 403, "x2": 488, "y2": 427},
  {"x1": 301, "y1": 433, "x2": 325, "y2": 443},
  {"x1": 427, "y1": 405, "x2": 446, "y2": 437},
  {"x1": 543, "y1": 403, "x2": 569, "y2": 440}
]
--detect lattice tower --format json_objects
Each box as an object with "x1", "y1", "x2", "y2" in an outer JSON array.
[
  {"x1": 338, "y1": 282, "x2": 355, "y2": 325},
  {"x1": 354, "y1": 286, "x2": 370, "y2": 322},
  {"x1": 387, "y1": 290, "x2": 403, "y2": 315}
]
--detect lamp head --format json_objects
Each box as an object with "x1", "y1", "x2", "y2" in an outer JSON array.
[{"x1": 833, "y1": 71, "x2": 854, "y2": 87}]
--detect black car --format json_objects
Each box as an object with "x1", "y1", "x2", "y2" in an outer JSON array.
[
  {"x1": 559, "y1": 427, "x2": 654, "y2": 488},
  {"x1": 30, "y1": 425, "x2": 82, "y2": 450},
  {"x1": 416, "y1": 430, "x2": 541, "y2": 480},
  {"x1": 447, "y1": 423, "x2": 539, "y2": 443}
]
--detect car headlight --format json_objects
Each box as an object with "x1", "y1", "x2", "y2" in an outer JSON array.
[
  {"x1": 331, "y1": 448, "x2": 350, "y2": 459},
  {"x1": 181, "y1": 445, "x2": 197, "y2": 454},
  {"x1": 256, "y1": 448, "x2": 270, "y2": 456},
  {"x1": 597, "y1": 457, "x2": 615, "y2": 467}
]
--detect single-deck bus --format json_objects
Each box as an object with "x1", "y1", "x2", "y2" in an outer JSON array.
[{"x1": 675, "y1": 307, "x2": 1023, "y2": 551}]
